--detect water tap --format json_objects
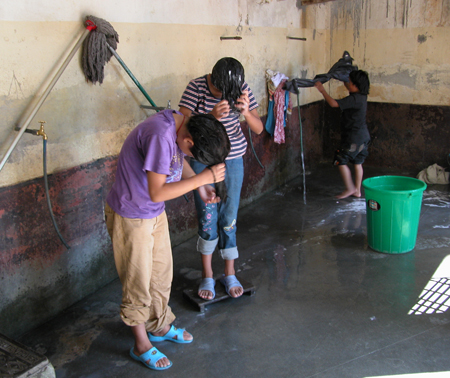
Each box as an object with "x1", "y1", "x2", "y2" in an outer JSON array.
[{"x1": 37, "y1": 121, "x2": 48, "y2": 140}]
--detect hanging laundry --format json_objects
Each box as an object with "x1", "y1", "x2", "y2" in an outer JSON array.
[
  {"x1": 264, "y1": 70, "x2": 289, "y2": 136},
  {"x1": 265, "y1": 70, "x2": 291, "y2": 143},
  {"x1": 283, "y1": 51, "x2": 358, "y2": 94},
  {"x1": 271, "y1": 71, "x2": 289, "y2": 88},
  {"x1": 265, "y1": 99, "x2": 276, "y2": 136},
  {"x1": 274, "y1": 79, "x2": 287, "y2": 144}
]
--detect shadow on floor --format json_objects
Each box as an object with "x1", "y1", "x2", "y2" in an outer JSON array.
[{"x1": 18, "y1": 165, "x2": 450, "y2": 378}]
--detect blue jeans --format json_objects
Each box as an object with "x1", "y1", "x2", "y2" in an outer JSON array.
[{"x1": 190, "y1": 157, "x2": 244, "y2": 261}]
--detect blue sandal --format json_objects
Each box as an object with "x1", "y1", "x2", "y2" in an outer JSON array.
[
  {"x1": 130, "y1": 347, "x2": 172, "y2": 370},
  {"x1": 219, "y1": 274, "x2": 243, "y2": 297},
  {"x1": 148, "y1": 325, "x2": 193, "y2": 344},
  {"x1": 198, "y1": 277, "x2": 216, "y2": 300}
]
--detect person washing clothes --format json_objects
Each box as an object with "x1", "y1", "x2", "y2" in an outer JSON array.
[
  {"x1": 314, "y1": 70, "x2": 371, "y2": 199},
  {"x1": 179, "y1": 57, "x2": 263, "y2": 300},
  {"x1": 105, "y1": 110, "x2": 230, "y2": 370}
]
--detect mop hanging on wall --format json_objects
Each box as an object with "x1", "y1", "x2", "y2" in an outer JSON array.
[
  {"x1": 82, "y1": 15, "x2": 159, "y2": 109},
  {"x1": 82, "y1": 16, "x2": 119, "y2": 85}
]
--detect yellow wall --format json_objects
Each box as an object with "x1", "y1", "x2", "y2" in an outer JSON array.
[
  {"x1": 319, "y1": 0, "x2": 450, "y2": 103},
  {"x1": 0, "y1": 0, "x2": 449, "y2": 188},
  {"x1": 0, "y1": 0, "x2": 311, "y2": 188}
]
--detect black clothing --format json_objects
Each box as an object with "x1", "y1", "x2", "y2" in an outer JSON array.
[
  {"x1": 283, "y1": 51, "x2": 357, "y2": 94},
  {"x1": 336, "y1": 93, "x2": 370, "y2": 145},
  {"x1": 333, "y1": 141, "x2": 370, "y2": 166}
]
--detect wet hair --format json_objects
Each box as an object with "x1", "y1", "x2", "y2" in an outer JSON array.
[
  {"x1": 349, "y1": 70, "x2": 370, "y2": 95},
  {"x1": 186, "y1": 114, "x2": 231, "y2": 201},
  {"x1": 211, "y1": 57, "x2": 245, "y2": 113}
]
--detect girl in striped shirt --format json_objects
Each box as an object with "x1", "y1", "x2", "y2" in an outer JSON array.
[{"x1": 179, "y1": 57, "x2": 263, "y2": 300}]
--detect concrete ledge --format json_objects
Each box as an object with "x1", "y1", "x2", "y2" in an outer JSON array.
[{"x1": 0, "y1": 333, "x2": 55, "y2": 378}]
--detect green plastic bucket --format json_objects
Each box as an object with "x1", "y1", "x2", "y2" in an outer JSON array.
[{"x1": 362, "y1": 176, "x2": 427, "y2": 254}]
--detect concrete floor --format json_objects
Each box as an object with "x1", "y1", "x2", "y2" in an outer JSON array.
[{"x1": 19, "y1": 165, "x2": 450, "y2": 378}]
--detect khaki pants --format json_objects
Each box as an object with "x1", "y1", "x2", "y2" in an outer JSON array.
[{"x1": 105, "y1": 203, "x2": 175, "y2": 333}]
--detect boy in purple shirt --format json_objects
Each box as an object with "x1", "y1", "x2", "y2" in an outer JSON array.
[{"x1": 105, "y1": 110, "x2": 230, "y2": 370}]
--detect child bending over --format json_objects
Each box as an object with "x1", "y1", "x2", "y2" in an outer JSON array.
[{"x1": 105, "y1": 110, "x2": 230, "y2": 370}]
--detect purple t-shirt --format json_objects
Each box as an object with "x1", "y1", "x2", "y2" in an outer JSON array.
[{"x1": 106, "y1": 109, "x2": 185, "y2": 219}]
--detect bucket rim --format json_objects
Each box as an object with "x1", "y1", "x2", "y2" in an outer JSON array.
[{"x1": 362, "y1": 175, "x2": 427, "y2": 193}]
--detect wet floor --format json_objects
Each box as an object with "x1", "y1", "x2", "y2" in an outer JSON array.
[{"x1": 19, "y1": 165, "x2": 450, "y2": 378}]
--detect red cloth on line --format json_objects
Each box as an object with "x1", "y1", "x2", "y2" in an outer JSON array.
[{"x1": 274, "y1": 79, "x2": 287, "y2": 144}]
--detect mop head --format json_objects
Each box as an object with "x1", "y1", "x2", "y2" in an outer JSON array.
[{"x1": 82, "y1": 15, "x2": 119, "y2": 85}]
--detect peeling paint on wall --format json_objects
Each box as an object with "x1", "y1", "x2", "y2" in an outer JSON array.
[
  {"x1": 318, "y1": 0, "x2": 450, "y2": 105},
  {"x1": 371, "y1": 69, "x2": 417, "y2": 88}
]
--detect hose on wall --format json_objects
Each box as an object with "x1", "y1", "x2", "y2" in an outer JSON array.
[
  {"x1": 26, "y1": 122, "x2": 71, "y2": 250},
  {"x1": 43, "y1": 138, "x2": 70, "y2": 250}
]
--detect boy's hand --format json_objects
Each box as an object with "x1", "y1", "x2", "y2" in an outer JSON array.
[
  {"x1": 207, "y1": 163, "x2": 226, "y2": 184},
  {"x1": 196, "y1": 163, "x2": 226, "y2": 204},
  {"x1": 197, "y1": 163, "x2": 226, "y2": 187},
  {"x1": 211, "y1": 100, "x2": 230, "y2": 120},
  {"x1": 314, "y1": 81, "x2": 339, "y2": 107},
  {"x1": 314, "y1": 81, "x2": 325, "y2": 94},
  {"x1": 197, "y1": 185, "x2": 221, "y2": 204},
  {"x1": 235, "y1": 90, "x2": 250, "y2": 115}
]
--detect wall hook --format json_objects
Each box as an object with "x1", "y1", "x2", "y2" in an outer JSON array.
[
  {"x1": 220, "y1": 36, "x2": 242, "y2": 40},
  {"x1": 287, "y1": 36, "x2": 307, "y2": 41}
]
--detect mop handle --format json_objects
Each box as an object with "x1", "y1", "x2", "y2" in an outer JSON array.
[{"x1": 106, "y1": 44, "x2": 158, "y2": 108}]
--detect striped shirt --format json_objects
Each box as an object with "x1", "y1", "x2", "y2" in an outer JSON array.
[{"x1": 179, "y1": 75, "x2": 259, "y2": 160}]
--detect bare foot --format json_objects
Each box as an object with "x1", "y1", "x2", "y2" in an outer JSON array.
[
  {"x1": 151, "y1": 324, "x2": 193, "y2": 343},
  {"x1": 335, "y1": 189, "x2": 356, "y2": 199},
  {"x1": 198, "y1": 288, "x2": 214, "y2": 300},
  {"x1": 352, "y1": 190, "x2": 361, "y2": 198},
  {"x1": 228, "y1": 286, "x2": 244, "y2": 298},
  {"x1": 220, "y1": 274, "x2": 244, "y2": 298},
  {"x1": 198, "y1": 277, "x2": 215, "y2": 300}
]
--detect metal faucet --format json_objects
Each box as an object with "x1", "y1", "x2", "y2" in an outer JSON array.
[{"x1": 36, "y1": 121, "x2": 48, "y2": 140}]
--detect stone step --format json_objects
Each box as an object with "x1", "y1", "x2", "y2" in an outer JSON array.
[{"x1": 0, "y1": 333, "x2": 55, "y2": 378}]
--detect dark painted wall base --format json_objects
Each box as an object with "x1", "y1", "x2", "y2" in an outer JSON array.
[
  {"x1": 323, "y1": 102, "x2": 450, "y2": 170},
  {"x1": 0, "y1": 102, "x2": 321, "y2": 338},
  {"x1": 1, "y1": 100, "x2": 448, "y2": 337}
]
